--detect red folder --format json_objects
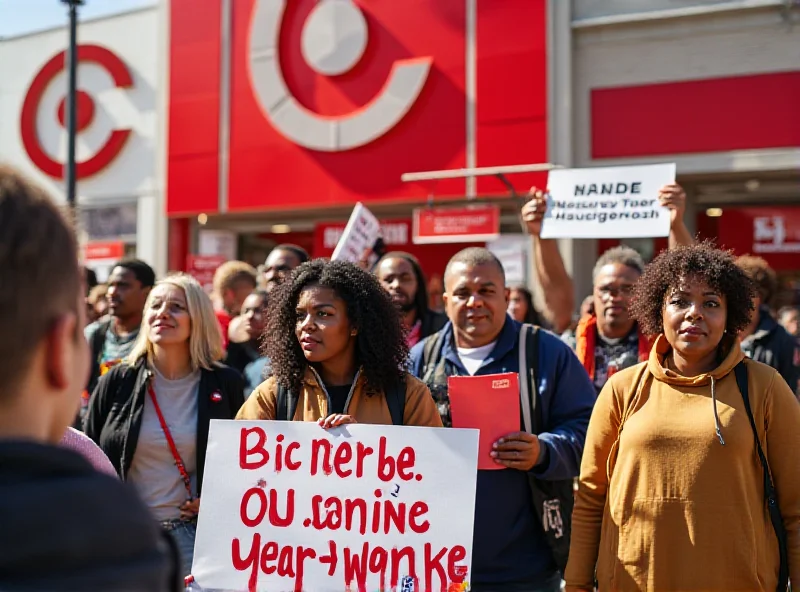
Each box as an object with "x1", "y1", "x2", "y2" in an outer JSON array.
[{"x1": 447, "y1": 372, "x2": 520, "y2": 470}]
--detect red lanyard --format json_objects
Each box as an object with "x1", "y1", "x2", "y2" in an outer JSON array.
[{"x1": 147, "y1": 381, "x2": 194, "y2": 500}]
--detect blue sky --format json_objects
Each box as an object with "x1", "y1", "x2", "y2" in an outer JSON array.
[{"x1": 0, "y1": 0, "x2": 156, "y2": 38}]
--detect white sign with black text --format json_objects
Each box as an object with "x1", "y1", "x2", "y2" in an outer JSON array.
[
  {"x1": 540, "y1": 163, "x2": 677, "y2": 239},
  {"x1": 331, "y1": 203, "x2": 382, "y2": 266}
]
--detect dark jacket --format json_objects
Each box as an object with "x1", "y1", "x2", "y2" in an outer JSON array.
[
  {"x1": 742, "y1": 306, "x2": 800, "y2": 392},
  {"x1": 0, "y1": 441, "x2": 181, "y2": 591},
  {"x1": 409, "y1": 317, "x2": 596, "y2": 588},
  {"x1": 86, "y1": 318, "x2": 113, "y2": 396},
  {"x1": 421, "y1": 309, "x2": 448, "y2": 340},
  {"x1": 224, "y1": 340, "x2": 261, "y2": 374},
  {"x1": 84, "y1": 358, "x2": 245, "y2": 494}
]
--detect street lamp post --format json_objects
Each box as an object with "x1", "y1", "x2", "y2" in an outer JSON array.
[{"x1": 61, "y1": 0, "x2": 84, "y2": 215}]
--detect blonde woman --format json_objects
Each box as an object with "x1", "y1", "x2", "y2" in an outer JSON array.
[{"x1": 85, "y1": 273, "x2": 245, "y2": 577}]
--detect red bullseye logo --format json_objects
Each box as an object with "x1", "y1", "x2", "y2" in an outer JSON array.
[{"x1": 20, "y1": 44, "x2": 133, "y2": 180}]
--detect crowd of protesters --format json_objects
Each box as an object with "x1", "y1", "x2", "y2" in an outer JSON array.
[{"x1": 3, "y1": 161, "x2": 800, "y2": 591}]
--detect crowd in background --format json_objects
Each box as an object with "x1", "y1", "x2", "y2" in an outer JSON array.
[{"x1": 3, "y1": 161, "x2": 800, "y2": 591}]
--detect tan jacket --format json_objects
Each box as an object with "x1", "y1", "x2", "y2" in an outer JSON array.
[
  {"x1": 236, "y1": 367, "x2": 443, "y2": 428},
  {"x1": 565, "y1": 335, "x2": 800, "y2": 591}
]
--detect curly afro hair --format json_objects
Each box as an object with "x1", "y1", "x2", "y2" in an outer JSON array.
[
  {"x1": 263, "y1": 259, "x2": 408, "y2": 394},
  {"x1": 629, "y1": 241, "x2": 755, "y2": 337}
]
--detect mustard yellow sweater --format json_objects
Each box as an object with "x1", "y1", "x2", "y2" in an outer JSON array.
[{"x1": 565, "y1": 335, "x2": 800, "y2": 591}]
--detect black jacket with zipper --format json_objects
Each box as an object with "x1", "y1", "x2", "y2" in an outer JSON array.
[{"x1": 84, "y1": 358, "x2": 245, "y2": 495}]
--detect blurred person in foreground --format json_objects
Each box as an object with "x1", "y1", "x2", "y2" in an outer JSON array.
[
  {"x1": 237, "y1": 260, "x2": 441, "y2": 428},
  {"x1": 375, "y1": 251, "x2": 447, "y2": 348},
  {"x1": 565, "y1": 242, "x2": 800, "y2": 591},
  {"x1": 736, "y1": 255, "x2": 800, "y2": 391},
  {"x1": 0, "y1": 165, "x2": 180, "y2": 591},
  {"x1": 85, "y1": 274, "x2": 245, "y2": 577}
]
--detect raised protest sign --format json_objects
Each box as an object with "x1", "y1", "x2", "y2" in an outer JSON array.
[
  {"x1": 540, "y1": 163, "x2": 677, "y2": 239},
  {"x1": 193, "y1": 421, "x2": 479, "y2": 592},
  {"x1": 331, "y1": 202, "x2": 383, "y2": 266}
]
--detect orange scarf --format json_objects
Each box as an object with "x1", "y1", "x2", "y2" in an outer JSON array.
[{"x1": 575, "y1": 315, "x2": 652, "y2": 380}]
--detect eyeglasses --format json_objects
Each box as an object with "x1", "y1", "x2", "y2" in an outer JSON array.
[{"x1": 595, "y1": 285, "x2": 634, "y2": 299}]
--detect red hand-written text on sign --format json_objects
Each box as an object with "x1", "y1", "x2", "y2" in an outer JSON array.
[
  {"x1": 239, "y1": 486, "x2": 294, "y2": 528},
  {"x1": 310, "y1": 439, "x2": 375, "y2": 477},
  {"x1": 231, "y1": 537, "x2": 466, "y2": 592},
  {"x1": 239, "y1": 427, "x2": 302, "y2": 472},
  {"x1": 232, "y1": 534, "x2": 316, "y2": 592},
  {"x1": 308, "y1": 489, "x2": 430, "y2": 535},
  {"x1": 309, "y1": 436, "x2": 419, "y2": 482}
]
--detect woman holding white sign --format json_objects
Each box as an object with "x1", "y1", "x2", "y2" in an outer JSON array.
[
  {"x1": 565, "y1": 243, "x2": 800, "y2": 592},
  {"x1": 85, "y1": 274, "x2": 245, "y2": 578},
  {"x1": 237, "y1": 260, "x2": 442, "y2": 428}
]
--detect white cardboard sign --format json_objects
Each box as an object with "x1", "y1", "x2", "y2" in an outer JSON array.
[
  {"x1": 540, "y1": 163, "x2": 677, "y2": 239},
  {"x1": 193, "y1": 421, "x2": 479, "y2": 592},
  {"x1": 331, "y1": 203, "x2": 382, "y2": 265}
]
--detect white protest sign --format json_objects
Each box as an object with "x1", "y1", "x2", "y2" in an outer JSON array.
[
  {"x1": 540, "y1": 163, "x2": 677, "y2": 239},
  {"x1": 331, "y1": 203, "x2": 381, "y2": 264},
  {"x1": 193, "y1": 421, "x2": 479, "y2": 592}
]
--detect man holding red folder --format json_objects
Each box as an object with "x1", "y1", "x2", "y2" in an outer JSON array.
[{"x1": 409, "y1": 247, "x2": 596, "y2": 592}]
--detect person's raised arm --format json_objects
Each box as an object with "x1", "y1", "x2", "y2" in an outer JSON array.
[
  {"x1": 659, "y1": 184, "x2": 693, "y2": 249},
  {"x1": 522, "y1": 189, "x2": 575, "y2": 333}
]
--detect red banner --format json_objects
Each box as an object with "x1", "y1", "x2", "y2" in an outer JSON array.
[
  {"x1": 186, "y1": 255, "x2": 227, "y2": 293},
  {"x1": 314, "y1": 218, "x2": 411, "y2": 258},
  {"x1": 715, "y1": 207, "x2": 800, "y2": 271},
  {"x1": 412, "y1": 205, "x2": 500, "y2": 244},
  {"x1": 84, "y1": 241, "x2": 125, "y2": 260}
]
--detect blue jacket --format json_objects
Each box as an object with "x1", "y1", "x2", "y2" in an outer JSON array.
[{"x1": 409, "y1": 317, "x2": 596, "y2": 587}]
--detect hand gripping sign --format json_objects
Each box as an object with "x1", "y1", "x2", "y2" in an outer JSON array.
[
  {"x1": 192, "y1": 421, "x2": 479, "y2": 592},
  {"x1": 20, "y1": 44, "x2": 133, "y2": 180},
  {"x1": 248, "y1": 0, "x2": 432, "y2": 152}
]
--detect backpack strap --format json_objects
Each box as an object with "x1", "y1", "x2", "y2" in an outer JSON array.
[
  {"x1": 275, "y1": 383, "x2": 299, "y2": 421},
  {"x1": 91, "y1": 319, "x2": 111, "y2": 359},
  {"x1": 385, "y1": 378, "x2": 407, "y2": 426},
  {"x1": 421, "y1": 332, "x2": 445, "y2": 384},
  {"x1": 735, "y1": 361, "x2": 789, "y2": 592},
  {"x1": 85, "y1": 319, "x2": 113, "y2": 396},
  {"x1": 518, "y1": 324, "x2": 541, "y2": 434}
]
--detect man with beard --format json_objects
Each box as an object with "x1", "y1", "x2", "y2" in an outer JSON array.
[{"x1": 376, "y1": 252, "x2": 447, "y2": 348}]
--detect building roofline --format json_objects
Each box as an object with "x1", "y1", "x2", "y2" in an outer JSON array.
[{"x1": 0, "y1": 4, "x2": 156, "y2": 42}]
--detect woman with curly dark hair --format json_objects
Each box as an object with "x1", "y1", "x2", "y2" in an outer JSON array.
[
  {"x1": 236, "y1": 260, "x2": 442, "y2": 428},
  {"x1": 565, "y1": 242, "x2": 800, "y2": 592}
]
